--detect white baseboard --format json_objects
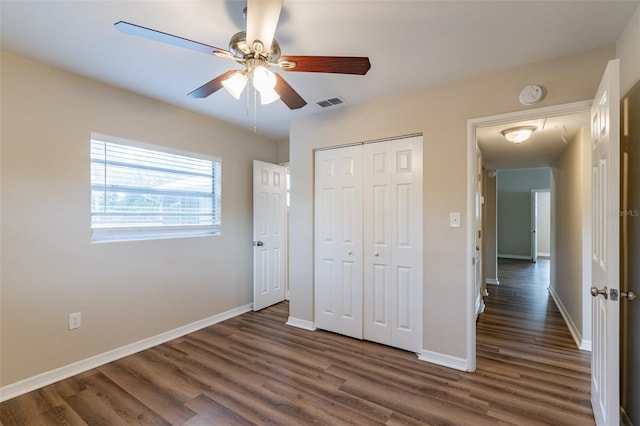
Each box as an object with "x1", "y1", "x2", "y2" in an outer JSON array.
[
  {"x1": 580, "y1": 339, "x2": 592, "y2": 351},
  {"x1": 475, "y1": 297, "x2": 484, "y2": 320},
  {"x1": 547, "y1": 287, "x2": 589, "y2": 351},
  {"x1": 537, "y1": 253, "x2": 551, "y2": 258},
  {"x1": 286, "y1": 316, "x2": 316, "y2": 331},
  {"x1": 418, "y1": 349, "x2": 470, "y2": 372},
  {"x1": 498, "y1": 254, "x2": 532, "y2": 260},
  {"x1": 485, "y1": 278, "x2": 500, "y2": 285},
  {"x1": 0, "y1": 303, "x2": 252, "y2": 403}
]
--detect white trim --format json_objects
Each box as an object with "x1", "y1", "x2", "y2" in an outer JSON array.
[
  {"x1": 286, "y1": 316, "x2": 316, "y2": 331},
  {"x1": 548, "y1": 286, "x2": 590, "y2": 351},
  {"x1": 485, "y1": 278, "x2": 500, "y2": 285},
  {"x1": 475, "y1": 297, "x2": 484, "y2": 320},
  {"x1": 537, "y1": 253, "x2": 551, "y2": 258},
  {"x1": 0, "y1": 303, "x2": 252, "y2": 403},
  {"x1": 468, "y1": 100, "x2": 592, "y2": 128},
  {"x1": 465, "y1": 121, "x2": 478, "y2": 373},
  {"x1": 418, "y1": 349, "x2": 470, "y2": 372},
  {"x1": 91, "y1": 132, "x2": 221, "y2": 162},
  {"x1": 313, "y1": 132, "x2": 423, "y2": 152},
  {"x1": 497, "y1": 254, "x2": 532, "y2": 260}
]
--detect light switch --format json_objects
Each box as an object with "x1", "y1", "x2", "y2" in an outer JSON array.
[{"x1": 450, "y1": 212, "x2": 461, "y2": 228}]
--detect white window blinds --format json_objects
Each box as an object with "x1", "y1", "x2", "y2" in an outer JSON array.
[{"x1": 90, "y1": 137, "x2": 221, "y2": 242}]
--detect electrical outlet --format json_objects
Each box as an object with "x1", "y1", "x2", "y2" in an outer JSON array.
[{"x1": 68, "y1": 312, "x2": 81, "y2": 330}]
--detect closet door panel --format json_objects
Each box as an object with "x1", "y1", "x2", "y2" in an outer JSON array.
[
  {"x1": 390, "y1": 137, "x2": 423, "y2": 352},
  {"x1": 314, "y1": 146, "x2": 363, "y2": 339},
  {"x1": 364, "y1": 144, "x2": 393, "y2": 344}
]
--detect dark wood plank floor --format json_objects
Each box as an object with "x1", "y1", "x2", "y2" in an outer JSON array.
[{"x1": 1, "y1": 259, "x2": 594, "y2": 425}]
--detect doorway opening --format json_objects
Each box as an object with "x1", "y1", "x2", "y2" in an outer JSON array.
[
  {"x1": 466, "y1": 100, "x2": 592, "y2": 372},
  {"x1": 532, "y1": 189, "x2": 551, "y2": 262}
]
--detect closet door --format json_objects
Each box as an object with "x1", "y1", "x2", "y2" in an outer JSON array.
[
  {"x1": 314, "y1": 146, "x2": 363, "y2": 339},
  {"x1": 364, "y1": 136, "x2": 423, "y2": 352}
]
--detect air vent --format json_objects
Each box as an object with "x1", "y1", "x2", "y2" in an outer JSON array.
[{"x1": 316, "y1": 97, "x2": 345, "y2": 108}]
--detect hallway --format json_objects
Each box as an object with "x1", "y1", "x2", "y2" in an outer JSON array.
[{"x1": 476, "y1": 258, "x2": 594, "y2": 424}]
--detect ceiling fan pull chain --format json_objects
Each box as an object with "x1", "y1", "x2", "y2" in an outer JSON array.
[
  {"x1": 246, "y1": 81, "x2": 250, "y2": 118},
  {"x1": 253, "y1": 84, "x2": 258, "y2": 134}
]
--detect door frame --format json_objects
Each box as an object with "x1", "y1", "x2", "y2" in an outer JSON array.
[
  {"x1": 466, "y1": 100, "x2": 592, "y2": 372},
  {"x1": 253, "y1": 160, "x2": 287, "y2": 311},
  {"x1": 531, "y1": 188, "x2": 551, "y2": 262}
]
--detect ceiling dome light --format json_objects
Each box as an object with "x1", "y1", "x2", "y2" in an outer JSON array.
[{"x1": 501, "y1": 126, "x2": 537, "y2": 144}]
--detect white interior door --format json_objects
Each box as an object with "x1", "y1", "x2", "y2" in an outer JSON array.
[
  {"x1": 253, "y1": 160, "x2": 287, "y2": 311},
  {"x1": 363, "y1": 137, "x2": 423, "y2": 352},
  {"x1": 474, "y1": 152, "x2": 483, "y2": 318},
  {"x1": 531, "y1": 191, "x2": 538, "y2": 263},
  {"x1": 314, "y1": 146, "x2": 363, "y2": 339},
  {"x1": 590, "y1": 59, "x2": 620, "y2": 426}
]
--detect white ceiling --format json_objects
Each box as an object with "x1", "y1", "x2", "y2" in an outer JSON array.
[
  {"x1": 1, "y1": 0, "x2": 638, "y2": 142},
  {"x1": 477, "y1": 110, "x2": 590, "y2": 170}
]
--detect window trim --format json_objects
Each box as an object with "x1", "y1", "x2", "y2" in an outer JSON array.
[{"x1": 90, "y1": 133, "x2": 221, "y2": 243}]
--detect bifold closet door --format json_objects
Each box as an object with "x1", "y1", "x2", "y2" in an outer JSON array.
[
  {"x1": 314, "y1": 145, "x2": 363, "y2": 339},
  {"x1": 363, "y1": 137, "x2": 423, "y2": 353},
  {"x1": 314, "y1": 137, "x2": 423, "y2": 352}
]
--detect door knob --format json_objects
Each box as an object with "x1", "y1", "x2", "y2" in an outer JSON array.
[
  {"x1": 374, "y1": 252, "x2": 380, "y2": 257},
  {"x1": 253, "y1": 241, "x2": 264, "y2": 247},
  {"x1": 347, "y1": 250, "x2": 352, "y2": 255},
  {"x1": 590, "y1": 286, "x2": 608, "y2": 299},
  {"x1": 621, "y1": 290, "x2": 637, "y2": 301}
]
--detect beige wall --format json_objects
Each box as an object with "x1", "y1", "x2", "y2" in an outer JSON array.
[
  {"x1": 550, "y1": 127, "x2": 592, "y2": 347},
  {"x1": 0, "y1": 51, "x2": 278, "y2": 386},
  {"x1": 617, "y1": 5, "x2": 640, "y2": 95},
  {"x1": 276, "y1": 138, "x2": 290, "y2": 164},
  {"x1": 497, "y1": 169, "x2": 550, "y2": 259},
  {"x1": 289, "y1": 46, "x2": 614, "y2": 363}
]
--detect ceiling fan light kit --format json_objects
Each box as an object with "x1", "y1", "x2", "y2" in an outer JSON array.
[
  {"x1": 114, "y1": 0, "x2": 371, "y2": 112},
  {"x1": 221, "y1": 70, "x2": 248, "y2": 99},
  {"x1": 501, "y1": 126, "x2": 537, "y2": 144}
]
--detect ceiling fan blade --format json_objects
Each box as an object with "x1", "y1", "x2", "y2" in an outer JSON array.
[
  {"x1": 278, "y1": 56, "x2": 371, "y2": 75},
  {"x1": 246, "y1": 0, "x2": 283, "y2": 54},
  {"x1": 114, "y1": 21, "x2": 232, "y2": 57},
  {"x1": 274, "y1": 73, "x2": 307, "y2": 110},
  {"x1": 188, "y1": 70, "x2": 237, "y2": 98}
]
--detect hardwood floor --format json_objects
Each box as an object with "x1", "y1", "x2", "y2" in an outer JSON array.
[{"x1": 1, "y1": 259, "x2": 594, "y2": 425}]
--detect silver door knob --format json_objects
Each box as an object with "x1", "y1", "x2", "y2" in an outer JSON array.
[
  {"x1": 590, "y1": 286, "x2": 608, "y2": 299},
  {"x1": 253, "y1": 241, "x2": 264, "y2": 247},
  {"x1": 374, "y1": 252, "x2": 380, "y2": 257},
  {"x1": 621, "y1": 290, "x2": 637, "y2": 301},
  {"x1": 347, "y1": 250, "x2": 352, "y2": 255}
]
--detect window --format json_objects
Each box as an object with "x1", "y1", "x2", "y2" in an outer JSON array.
[{"x1": 90, "y1": 136, "x2": 221, "y2": 243}]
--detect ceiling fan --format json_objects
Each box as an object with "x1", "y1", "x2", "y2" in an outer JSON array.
[{"x1": 115, "y1": 0, "x2": 371, "y2": 110}]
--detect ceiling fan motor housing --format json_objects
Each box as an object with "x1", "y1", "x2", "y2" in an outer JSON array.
[{"x1": 229, "y1": 31, "x2": 281, "y2": 63}]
